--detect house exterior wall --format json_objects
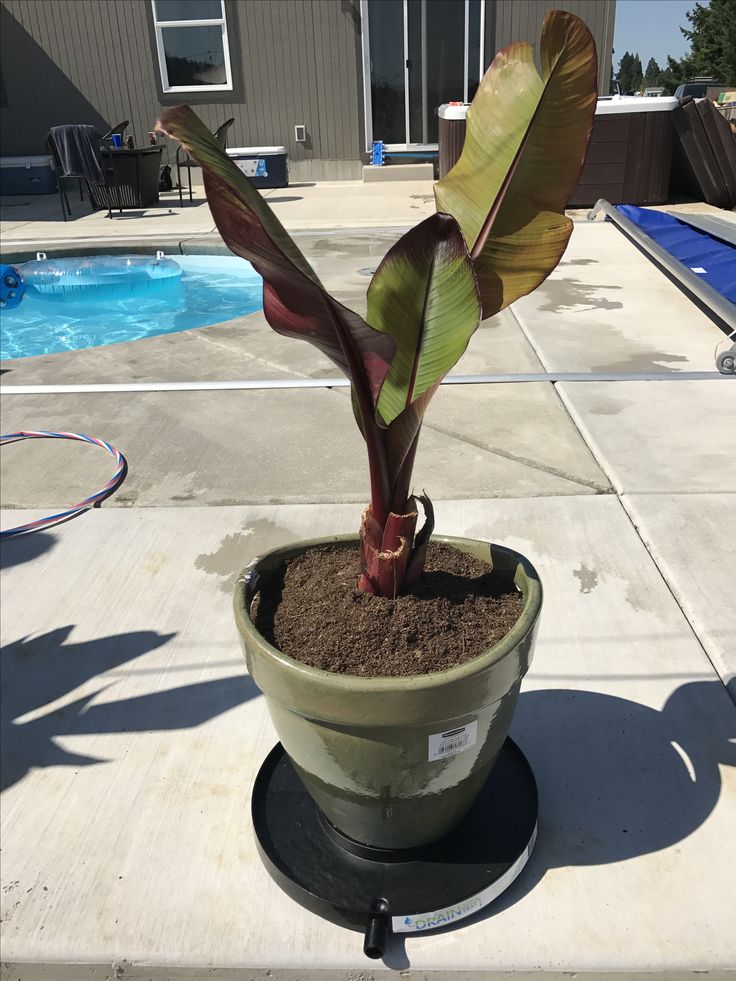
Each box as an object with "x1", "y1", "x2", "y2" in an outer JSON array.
[
  {"x1": 0, "y1": 0, "x2": 615, "y2": 182},
  {"x1": 489, "y1": 0, "x2": 615, "y2": 96},
  {"x1": 0, "y1": 0, "x2": 366, "y2": 181}
]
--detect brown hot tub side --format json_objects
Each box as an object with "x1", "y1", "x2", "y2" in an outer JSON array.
[
  {"x1": 568, "y1": 105, "x2": 676, "y2": 207},
  {"x1": 437, "y1": 98, "x2": 679, "y2": 209}
]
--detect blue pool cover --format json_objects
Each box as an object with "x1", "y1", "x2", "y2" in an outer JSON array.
[{"x1": 616, "y1": 205, "x2": 736, "y2": 304}]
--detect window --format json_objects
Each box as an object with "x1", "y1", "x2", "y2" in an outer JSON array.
[
  {"x1": 152, "y1": 0, "x2": 233, "y2": 93},
  {"x1": 362, "y1": 0, "x2": 486, "y2": 149}
]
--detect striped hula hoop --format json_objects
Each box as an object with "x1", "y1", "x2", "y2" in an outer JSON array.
[{"x1": 0, "y1": 430, "x2": 128, "y2": 539}]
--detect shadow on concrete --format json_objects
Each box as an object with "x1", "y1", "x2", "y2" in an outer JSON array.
[
  {"x1": 0, "y1": 196, "x2": 187, "y2": 224},
  {"x1": 0, "y1": 531, "x2": 56, "y2": 569},
  {"x1": 0, "y1": 5, "x2": 110, "y2": 159},
  {"x1": 107, "y1": 208, "x2": 179, "y2": 220},
  {"x1": 382, "y1": 682, "x2": 736, "y2": 968},
  {"x1": 0, "y1": 624, "x2": 260, "y2": 791},
  {"x1": 0, "y1": 193, "x2": 97, "y2": 224}
]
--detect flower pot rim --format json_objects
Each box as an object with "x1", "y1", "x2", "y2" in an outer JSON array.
[{"x1": 234, "y1": 533, "x2": 542, "y2": 693}]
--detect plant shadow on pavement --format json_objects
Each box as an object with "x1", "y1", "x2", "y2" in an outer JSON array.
[
  {"x1": 0, "y1": 530, "x2": 57, "y2": 570},
  {"x1": 0, "y1": 533, "x2": 261, "y2": 792},
  {"x1": 383, "y1": 681, "x2": 736, "y2": 968},
  {"x1": 0, "y1": 624, "x2": 261, "y2": 791}
]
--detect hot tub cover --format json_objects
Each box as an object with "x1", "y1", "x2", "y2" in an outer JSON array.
[{"x1": 616, "y1": 205, "x2": 736, "y2": 305}]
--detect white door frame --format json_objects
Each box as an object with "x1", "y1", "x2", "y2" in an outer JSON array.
[{"x1": 359, "y1": 0, "x2": 486, "y2": 153}]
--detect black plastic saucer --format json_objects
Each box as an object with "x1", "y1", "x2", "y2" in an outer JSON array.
[{"x1": 251, "y1": 738, "x2": 538, "y2": 958}]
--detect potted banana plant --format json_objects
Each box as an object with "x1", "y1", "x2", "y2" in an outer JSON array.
[{"x1": 157, "y1": 10, "x2": 597, "y2": 850}]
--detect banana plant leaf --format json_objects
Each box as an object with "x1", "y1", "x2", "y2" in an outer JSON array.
[
  {"x1": 155, "y1": 107, "x2": 394, "y2": 407},
  {"x1": 367, "y1": 213, "x2": 481, "y2": 427},
  {"x1": 359, "y1": 213, "x2": 480, "y2": 513},
  {"x1": 156, "y1": 5, "x2": 599, "y2": 599},
  {"x1": 434, "y1": 9, "x2": 598, "y2": 318}
]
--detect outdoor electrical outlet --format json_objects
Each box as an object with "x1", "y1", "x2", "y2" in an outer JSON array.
[{"x1": 294, "y1": 124, "x2": 306, "y2": 143}]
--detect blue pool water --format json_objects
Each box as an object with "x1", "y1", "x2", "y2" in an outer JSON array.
[{"x1": 0, "y1": 254, "x2": 263, "y2": 360}]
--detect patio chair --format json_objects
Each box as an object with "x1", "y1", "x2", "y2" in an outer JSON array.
[
  {"x1": 47, "y1": 126, "x2": 123, "y2": 221},
  {"x1": 175, "y1": 117, "x2": 234, "y2": 206}
]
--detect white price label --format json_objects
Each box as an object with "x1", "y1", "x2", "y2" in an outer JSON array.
[{"x1": 428, "y1": 720, "x2": 477, "y2": 761}]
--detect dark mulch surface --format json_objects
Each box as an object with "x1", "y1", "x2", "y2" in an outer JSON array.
[{"x1": 252, "y1": 541, "x2": 522, "y2": 678}]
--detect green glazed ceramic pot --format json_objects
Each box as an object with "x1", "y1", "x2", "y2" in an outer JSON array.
[{"x1": 234, "y1": 534, "x2": 542, "y2": 850}]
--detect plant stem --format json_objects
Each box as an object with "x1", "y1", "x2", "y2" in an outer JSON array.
[
  {"x1": 390, "y1": 428, "x2": 421, "y2": 514},
  {"x1": 324, "y1": 300, "x2": 391, "y2": 526},
  {"x1": 365, "y1": 421, "x2": 391, "y2": 527}
]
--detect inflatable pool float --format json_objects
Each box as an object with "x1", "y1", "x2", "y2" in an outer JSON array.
[{"x1": 18, "y1": 254, "x2": 182, "y2": 297}]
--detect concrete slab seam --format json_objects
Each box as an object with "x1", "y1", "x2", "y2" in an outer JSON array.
[
  {"x1": 417, "y1": 414, "x2": 612, "y2": 494},
  {"x1": 507, "y1": 302, "x2": 554, "y2": 372},
  {"x1": 618, "y1": 495, "x2": 736, "y2": 708},
  {"x1": 553, "y1": 385, "x2": 736, "y2": 498},
  {"x1": 554, "y1": 385, "x2": 626, "y2": 497},
  {"x1": 322, "y1": 385, "x2": 610, "y2": 494}
]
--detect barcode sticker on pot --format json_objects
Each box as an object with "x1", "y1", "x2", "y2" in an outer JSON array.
[{"x1": 428, "y1": 721, "x2": 478, "y2": 761}]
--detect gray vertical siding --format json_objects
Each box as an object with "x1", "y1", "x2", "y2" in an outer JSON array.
[
  {"x1": 0, "y1": 0, "x2": 615, "y2": 180},
  {"x1": 489, "y1": 0, "x2": 615, "y2": 95},
  {"x1": 0, "y1": 0, "x2": 365, "y2": 180}
]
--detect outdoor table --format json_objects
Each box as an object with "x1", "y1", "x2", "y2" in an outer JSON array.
[{"x1": 92, "y1": 145, "x2": 163, "y2": 209}]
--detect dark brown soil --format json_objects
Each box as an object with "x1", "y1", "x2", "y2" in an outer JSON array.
[{"x1": 252, "y1": 542, "x2": 522, "y2": 678}]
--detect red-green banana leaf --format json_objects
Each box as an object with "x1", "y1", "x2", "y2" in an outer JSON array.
[
  {"x1": 367, "y1": 213, "x2": 481, "y2": 427},
  {"x1": 434, "y1": 9, "x2": 598, "y2": 318},
  {"x1": 155, "y1": 107, "x2": 394, "y2": 405},
  {"x1": 365, "y1": 213, "x2": 480, "y2": 510}
]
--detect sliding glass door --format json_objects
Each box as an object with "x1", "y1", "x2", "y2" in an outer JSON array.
[{"x1": 363, "y1": 0, "x2": 484, "y2": 149}]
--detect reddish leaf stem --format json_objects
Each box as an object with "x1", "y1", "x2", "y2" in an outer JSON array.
[{"x1": 325, "y1": 301, "x2": 392, "y2": 526}]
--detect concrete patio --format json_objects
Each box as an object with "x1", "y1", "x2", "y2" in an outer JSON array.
[
  {"x1": 0, "y1": 179, "x2": 437, "y2": 246},
  {"x1": 1, "y1": 215, "x2": 735, "y2": 979},
  {"x1": 2, "y1": 180, "x2": 730, "y2": 248}
]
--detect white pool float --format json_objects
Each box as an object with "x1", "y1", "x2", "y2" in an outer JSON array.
[{"x1": 19, "y1": 254, "x2": 183, "y2": 296}]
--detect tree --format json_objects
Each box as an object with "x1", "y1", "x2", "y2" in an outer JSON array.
[
  {"x1": 643, "y1": 57, "x2": 663, "y2": 88},
  {"x1": 617, "y1": 51, "x2": 643, "y2": 94},
  {"x1": 630, "y1": 53, "x2": 643, "y2": 92},
  {"x1": 660, "y1": 0, "x2": 736, "y2": 93},
  {"x1": 681, "y1": 0, "x2": 736, "y2": 83},
  {"x1": 659, "y1": 55, "x2": 692, "y2": 95}
]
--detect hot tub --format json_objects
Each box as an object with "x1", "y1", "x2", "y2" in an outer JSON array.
[{"x1": 568, "y1": 96, "x2": 679, "y2": 207}]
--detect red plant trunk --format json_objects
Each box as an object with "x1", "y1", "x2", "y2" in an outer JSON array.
[{"x1": 358, "y1": 494, "x2": 434, "y2": 596}]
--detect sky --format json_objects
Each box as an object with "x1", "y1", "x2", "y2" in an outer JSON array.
[{"x1": 612, "y1": 0, "x2": 703, "y2": 71}]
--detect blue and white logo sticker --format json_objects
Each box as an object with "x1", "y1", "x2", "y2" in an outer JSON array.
[{"x1": 392, "y1": 824, "x2": 538, "y2": 933}]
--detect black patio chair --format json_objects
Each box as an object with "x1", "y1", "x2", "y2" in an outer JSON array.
[
  {"x1": 175, "y1": 117, "x2": 234, "y2": 206},
  {"x1": 47, "y1": 127, "x2": 123, "y2": 221}
]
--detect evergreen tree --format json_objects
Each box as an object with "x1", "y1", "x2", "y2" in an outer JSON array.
[
  {"x1": 660, "y1": 55, "x2": 693, "y2": 95},
  {"x1": 681, "y1": 0, "x2": 736, "y2": 83},
  {"x1": 617, "y1": 51, "x2": 644, "y2": 94},
  {"x1": 630, "y1": 53, "x2": 643, "y2": 92},
  {"x1": 643, "y1": 57, "x2": 663, "y2": 88},
  {"x1": 660, "y1": 0, "x2": 736, "y2": 93},
  {"x1": 617, "y1": 52, "x2": 633, "y2": 92}
]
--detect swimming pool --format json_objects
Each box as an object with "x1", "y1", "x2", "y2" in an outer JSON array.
[{"x1": 0, "y1": 254, "x2": 263, "y2": 360}]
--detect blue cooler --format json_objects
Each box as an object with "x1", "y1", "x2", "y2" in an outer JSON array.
[
  {"x1": 226, "y1": 146, "x2": 288, "y2": 188},
  {"x1": 0, "y1": 155, "x2": 57, "y2": 194}
]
